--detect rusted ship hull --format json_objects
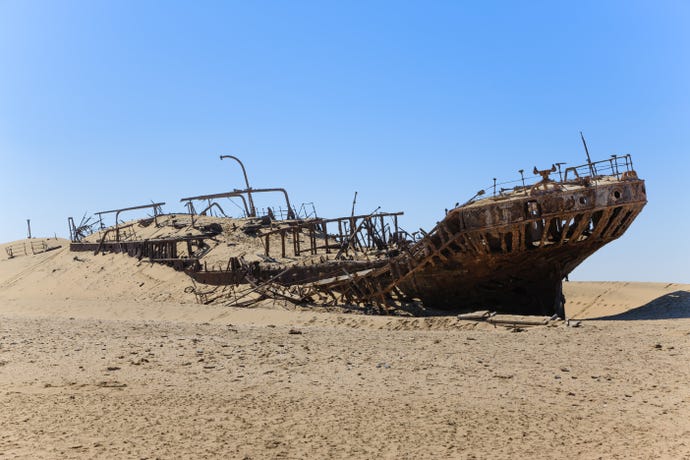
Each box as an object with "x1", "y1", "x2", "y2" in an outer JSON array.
[{"x1": 396, "y1": 177, "x2": 647, "y2": 315}]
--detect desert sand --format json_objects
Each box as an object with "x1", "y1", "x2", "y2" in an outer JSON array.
[{"x1": 1, "y1": 239, "x2": 689, "y2": 459}]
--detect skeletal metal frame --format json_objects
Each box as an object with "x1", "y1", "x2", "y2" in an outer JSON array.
[{"x1": 95, "y1": 202, "x2": 166, "y2": 241}]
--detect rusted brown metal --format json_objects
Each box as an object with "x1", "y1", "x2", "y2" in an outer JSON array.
[
  {"x1": 69, "y1": 152, "x2": 646, "y2": 318},
  {"x1": 320, "y1": 154, "x2": 647, "y2": 317},
  {"x1": 6, "y1": 239, "x2": 60, "y2": 259},
  {"x1": 180, "y1": 188, "x2": 296, "y2": 220},
  {"x1": 219, "y1": 155, "x2": 256, "y2": 217},
  {"x1": 67, "y1": 214, "x2": 100, "y2": 242},
  {"x1": 95, "y1": 202, "x2": 166, "y2": 241},
  {"x1": 255, "y1": 212, "x2": 403, "y2": 259}
]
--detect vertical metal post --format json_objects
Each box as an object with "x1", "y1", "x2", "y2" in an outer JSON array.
[
  {"x1": 293, "y1": 227, "x2": 300, "y2": 256},
  {"x1": 580, "y1": 131, "x2": 595, "y2": 177},
  {"x1": 114, "y1": 210, "x2": 122, "y2": 241},
  {"x1": 27, "y1": 219, "x2": 32, "y2": 239},
  {"x1": 153, "y1": 204, "x2": 160, "y2": 227},
  {"x1": 324, "y1": 222, "x2": 330, "y2": 254},
  {"x1": 555, "y1": 163, "x2": 566, "y2": 182},
  {"x1": 379, "y1": 215, "x2": 386, "y2": 245},
  {"x1": 310, "y1": 225, "x2": 316, "y2": 255},
  {"x1": 610, "y1": 155, "x2": 619, "y2": 177}
]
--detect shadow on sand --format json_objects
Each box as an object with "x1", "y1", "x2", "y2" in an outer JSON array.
[{"x1": 589, "y1": 290, "x2": 690, "y2": 320}]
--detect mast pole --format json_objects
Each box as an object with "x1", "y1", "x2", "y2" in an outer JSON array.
[{"x1": 580, "y1": 131, "x2": 595, "y2": 177}]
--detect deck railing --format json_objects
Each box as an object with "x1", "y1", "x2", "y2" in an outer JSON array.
[{"x1": 467, "y1": 154, "x2": 636, "y2": 204}]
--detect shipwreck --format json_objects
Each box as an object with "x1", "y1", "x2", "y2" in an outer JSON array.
[{"x1": 68, "y1": 143, "x2": 646, "y2": 317}]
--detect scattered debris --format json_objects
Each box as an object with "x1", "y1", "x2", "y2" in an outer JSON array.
[{"x1": 97, "y1": 381, "x2": 127, "y2": 388}]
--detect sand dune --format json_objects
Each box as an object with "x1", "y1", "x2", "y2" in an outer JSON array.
[
  {"x1": 1, "y1": 239, "x2": 689, "y2": 459},
  {"x1": 2, "y1": 238, "x2": 688, "y2": 323},
  {"x1": 565, "y1": 281, "x2": 690, "y2": 320}
]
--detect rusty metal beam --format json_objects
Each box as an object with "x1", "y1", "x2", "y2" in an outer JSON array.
[
  {"x1": 180, "y1": 188, "x2": 295, "y2": 219},
  {"x1": 95, "y1": 202, "x2": 166, "y2": 241}
]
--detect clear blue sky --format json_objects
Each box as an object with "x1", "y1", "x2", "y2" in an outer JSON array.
[{"x1": 1, "y1": 1, "x2": 688, "y2": 282}]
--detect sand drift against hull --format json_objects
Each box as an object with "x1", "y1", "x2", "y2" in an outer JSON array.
[{"x1": 68, "y1": 151, "x2": 646, "y2": 316}]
